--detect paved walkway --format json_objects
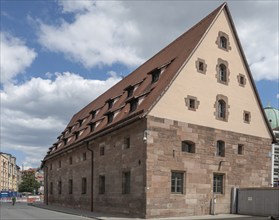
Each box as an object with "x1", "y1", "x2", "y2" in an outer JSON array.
[{"x1": 29, "y1": 202, "x2": 264, "y2": 220}]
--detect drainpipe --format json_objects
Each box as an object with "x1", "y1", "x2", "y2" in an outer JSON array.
[{"x1": 86, "y1": 142, "x2": 94, "y2": 212}]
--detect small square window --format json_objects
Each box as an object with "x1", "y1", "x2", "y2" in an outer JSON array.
[
  {"x1": 196, "y1": 58, "x2": 207, "y2": 74},
  {"x1": 182, "y1": 141, "x2": 195, "y2": 153},
  {"x1": 171, "y1": 171, "x2": 184, "y2": 194},
  {"x1": 240, "y1": 76, "x2": 244, "y2": 85},
  {"x1": 185, "y1": 95, "x2": 200, "y2": 111},
  {"x1": 100, "y1": 146, "x2": 105, "y2": 156},
  {"x1": 243, "y1": 111, "x2": 251, "y2": 123},
  {"x1": 238, "y1": 74, "x2": 246, "y2": 87},
  {"x1": 198, "y1": 62, "x2": 204, "y2": 71},
  {"x1": 238, "y1": 144, "x2": 244, "y2": 155},
  {"x1": 189, "y1": 99, "x2": 195, "y2": 109}
]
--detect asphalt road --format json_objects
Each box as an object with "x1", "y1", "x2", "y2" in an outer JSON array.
[
  {"x1": 0, "y1": 202, "x2": 273, "y2": 220},
  {"x1": 0, "y1": 202, "x2": 90, "y2": 220}
]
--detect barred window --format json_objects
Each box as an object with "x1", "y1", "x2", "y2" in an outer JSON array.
[
  {"x1": 213, "y1": 174, "x2": 224, "y2": 194},
  {"x1": 171, "y1": 171, "x2": 184, "y2": 194}
]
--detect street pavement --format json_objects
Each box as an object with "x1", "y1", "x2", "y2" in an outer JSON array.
[
  {"x1": 0, "y1": 202, "x2": 90, "y2": 220},
  {"x1": 0, "y1": 201, "x2": 272, "y2": 220}
]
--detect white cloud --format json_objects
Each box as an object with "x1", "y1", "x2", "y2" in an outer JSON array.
[
  {"x1": 37, "y1": 1, "x2": 143, "y2": 68},
  {"x1": 237, "y1": 18, "x2": 278, "y2": 81},
  {"x1": 277, "y1": 94, "x2": 279, "y2": 99},
  {"x1": 1, "y1": 72, "x2": 121, "y2": 167},
  {"x1": 58, "y1": 0, "x2": 95, "y2": 14},
  {"x1": 0, "y1": 32, "x2": 37, "y2": 83},
  {"x1": 36, "y1": 1, "x2": 278, "y2": 82}
]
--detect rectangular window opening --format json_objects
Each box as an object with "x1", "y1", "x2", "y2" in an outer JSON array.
[
  {"x1": 213, "y1": 174, "x2": 224, "y2": 194},
  {"x1": 58, "y1": 181, "x2": 62, "y2": 194},
  {"x1": 238, "y1": 144, "x2": 244, "y2": 155},
  {"x1": 83, "y1": 152, "x2": 87, "y2": 161},
  {"x1": 171, "y1": 171, "x2": 184, "y2": 194},
  {"x1": 99, "y1": 175, "x2": 105, "y2": 194},
  {"x1": 122, "y1": 171, "x2": 131, "y2": 194},
  {"x1": 69, "y1": 179, "x2": 73, "y2": 194},
  {"x1": 82, "y1": 178, "x2": 87, "y2": 194},
  {"x1": 124, "y1": 137, "x2": 130, "y2": 149},
  {"x1": 100, "y1": 146, "x2": 105, "y2": 156}
]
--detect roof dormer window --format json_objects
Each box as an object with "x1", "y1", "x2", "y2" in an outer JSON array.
[
  {"x1": 107, "y1": 112, "x2": 114, "y2": 124},
  {"x1": 73, "y1": 131, "x2": 79, "y2": 140},
  {"x1": 90, "y1": 110, "x2": 96, "y2": 119},
  {"x1": 129, "y1": 98, "x2": 139, "y2": 113},
  {"x1": 151, "y1": 68, "x2": 161, "y2": 83},
  {"x1": 107, "y1": 99, "x2": 114, "y2": 110},
  {"x1": 89, "y1": 122, "x2": 96, "y2": 132},
  {"x1": 126, "y1": 86, "x2": 134, "y2": 98},
  {"x1": 78, "y1": 119, "x2": 83, "y2": 127}
]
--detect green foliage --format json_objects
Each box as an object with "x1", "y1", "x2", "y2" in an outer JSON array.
[{"x1": 18, "y1": 171, "x2": 40, "y2": 193}]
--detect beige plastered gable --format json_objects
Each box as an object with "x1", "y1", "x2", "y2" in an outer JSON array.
[{"x1": 148, "y1": 5, "x2": 273, "y2": 140}]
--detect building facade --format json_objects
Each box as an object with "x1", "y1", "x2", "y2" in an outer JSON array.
[
  {"x1": 0, "y1": 152, "x2": 19, "y2": 192},
  {"x1": 42, "y1": 3, "x2": 275, "y2": 218},
  {"x1": 264, "y1": 106, "x2": 279, "y2": 187}
]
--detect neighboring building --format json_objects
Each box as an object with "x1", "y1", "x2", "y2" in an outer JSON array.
[
  {"x1": 264, "y1": 106, "x2": 279, "y2": 187},
  {"x1": 36, "y1": 170, "x2": 44, "y2": 195},
  {"x1": 42, "y1": 3, "x2": 275, "y2": 218},
  {"x1": 0, "y1": 152, "x2": 19, "y2": 192}
]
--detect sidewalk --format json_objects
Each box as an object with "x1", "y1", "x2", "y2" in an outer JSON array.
[{"x1": 30, "y1": 202, "x2": 258, "y2": 220}]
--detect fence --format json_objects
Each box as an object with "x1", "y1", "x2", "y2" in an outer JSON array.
[{"x1": 237, "y1": 188, "x2": 279, "y2": 216}]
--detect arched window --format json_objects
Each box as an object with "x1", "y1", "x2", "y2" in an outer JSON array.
[
  {"x1": 218, "y1": 100, "x2": 226, "y2": 119},
  {"x1": 181, "y1": 140, "x2": 195, "y2": 153},
  {"x1": 219, "y1": 64, "x2": 227, "y2": 82},
  {"x1": 220, "y1": 36, "x2": 227, "y2": 49}
]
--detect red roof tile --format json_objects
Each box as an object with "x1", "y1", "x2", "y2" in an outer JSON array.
[{"x1": 44, "y1": 3, "x2": 228, "y2": 158}]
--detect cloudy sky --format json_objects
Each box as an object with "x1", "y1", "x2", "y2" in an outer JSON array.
[{"x1": 1, "y1": 0, "x2": 278, "y2": 169}]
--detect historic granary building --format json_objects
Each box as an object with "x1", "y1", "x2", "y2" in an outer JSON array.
[{"x1": 42, "y1": 3, "x2": 275, "y2": 218}]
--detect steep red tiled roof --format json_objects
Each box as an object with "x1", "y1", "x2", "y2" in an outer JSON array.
[{"x1": 44, "y1": 3, "x2": 226, "y2": 158}]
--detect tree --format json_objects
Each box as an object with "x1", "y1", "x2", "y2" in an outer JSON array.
[{"x1": 18, "y1": 170, "x2": 40, "y2": 194}]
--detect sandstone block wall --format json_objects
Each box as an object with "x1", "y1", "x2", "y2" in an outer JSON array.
[
  {"x1": 145, "y1": 115, "x2": 272, "y2": 218},
  {"x1": 46, "y1": 119, "x2": 147, "y2": 217}
]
